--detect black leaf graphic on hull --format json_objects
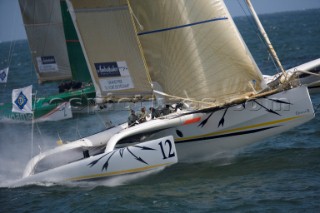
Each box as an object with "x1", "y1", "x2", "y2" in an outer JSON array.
[
  {"x1": 199, "y1": 112, "x2": 214, "y2": 128},
  {"x1": 218, "y1": 108, "x2": 228, "y2": 127},
  {"x1": 127, "y1": 147, "x2": 148, "y2": 165},
  {"x1": 119, "y1": 148, "x2": 125, "y2": 158},
  {"x1": 254, "y1": 100, "x2": 281, "y2": 116},
  {"x1": 88, "y1": 142, "x2": 155, "y2": 172},
  {"x1": 102, "y1": 151, "x2": 116, "y2": 171},
  {"x1": 88, "y1": 152, "x2": 111, "y2": 167},
  {"x1": 266, "y1": 98, "x2": 292, "y2": 105},
  {"x1": 133, "y1": 145, "x2": 156, "y2": 151}
]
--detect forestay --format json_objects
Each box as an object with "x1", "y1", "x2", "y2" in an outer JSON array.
[
  {"x1": 19, "y1": 0, "x2": 73, "y2": 83},
  {"x1": 67, "y1": 0, "x2": 153, "y2": 101},
  {"x1": 129, "y1": 0, "x2": 266, "y2": 107}
]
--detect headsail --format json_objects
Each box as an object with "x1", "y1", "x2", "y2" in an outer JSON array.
[
  {"x1": 129, "y1": 0, "x2": 266, "y2": 107},
  {"x1": 19, "y1": 0, "x2": 73, "y2": 83},
  {"x1": 67, "y1": 0, "x2": 153, "y2": 101}
]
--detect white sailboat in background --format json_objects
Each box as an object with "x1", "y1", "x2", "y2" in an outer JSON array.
[
  {"x1": 1, "y1": 0, "x2": 103, "y2": 123},
  {"x1": 0, "y1": 0, "x2": 87, "y2": 122},
  {"x1": 19, "y1": 0, "x2": 314, "y2": 183}
]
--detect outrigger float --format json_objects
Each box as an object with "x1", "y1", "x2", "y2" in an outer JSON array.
[{"x1": 16, "y1": 135, "x2": 177, "y2": 184}]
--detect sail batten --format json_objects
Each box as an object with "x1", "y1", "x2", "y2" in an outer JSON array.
[
  {"x1": 137, "y1": 17, "x2": 228, "y2": 36},
  {"x1": 73, "y1": 6, "x2": 128, "y2": 13}
]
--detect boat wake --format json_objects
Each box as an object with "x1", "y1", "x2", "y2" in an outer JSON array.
[
  {"x1": 2, "y1": 167, "x2": 165, "y2": 189},
  {"x1": 0, "y1": 125, "x2": 57, "y2": 188}
]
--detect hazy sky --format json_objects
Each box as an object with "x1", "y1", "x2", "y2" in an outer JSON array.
[
  {"x1": 225, "y1": 0, "x2": 320, "y2": 16},
  {"x1": 0, "y1": 0, "x2": 320, "y2": 42}
]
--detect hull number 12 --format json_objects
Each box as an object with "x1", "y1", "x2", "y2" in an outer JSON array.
[{"x1": 159, "y1": 139, "x2": 176, "y2": 159}]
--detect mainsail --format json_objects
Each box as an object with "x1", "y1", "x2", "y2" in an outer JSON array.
[
  {"x1": 129, "y1": 0, "x2": 266, "y2": 106},
  {"x1": 19, "y1": 0, "x2": 73, "y2": 83},
  {"x1": 67, "y1": 0, "x2": 153, "y2": 101}
]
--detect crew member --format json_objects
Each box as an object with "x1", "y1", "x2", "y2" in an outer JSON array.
[{"x1": 128, "y1": 109, "x2": 138, "y2": 126}]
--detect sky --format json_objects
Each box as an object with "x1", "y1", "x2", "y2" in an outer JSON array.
[
  {"x1": 0, "y1": 0, "x2": 320, "y2": 42},
  {"x1": 225, "y1": 0, "x2": 320, "y2": 16}
]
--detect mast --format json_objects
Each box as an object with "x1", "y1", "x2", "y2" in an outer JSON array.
[{"x1": 245, "y1": 0, "x2": 287, "y2": 79}]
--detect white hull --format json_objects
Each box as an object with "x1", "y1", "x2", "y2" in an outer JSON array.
[
  {"x1": 17, "y1": 136, "x2": 177, "y2": 184},
  {"x1": 106, "y1": 86, "x2": 314, "y2": 162},
  {"x1": 21, "y1": 86, "x2": 314, "y2": 182},
  {"x1": 36, "y1": 102, "x2": 73, "y2": 122}
]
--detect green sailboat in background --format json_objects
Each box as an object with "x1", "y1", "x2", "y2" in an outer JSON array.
[{"x1": 0, "y1": 0, "x2": 96, "y2": 122}]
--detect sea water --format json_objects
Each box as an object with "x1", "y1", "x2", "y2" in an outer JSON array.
[{"x1": 1, "y1": 9, "x2": 320, "y2": 212}]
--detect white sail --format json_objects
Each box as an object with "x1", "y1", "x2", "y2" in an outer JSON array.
[
  {"x1": 19, "y1": 0, "x2": 72, "y2": 83},
  {"x1": 67, "y1": 0, "x2": 153, "y2": 101},
  {"x1": 129, "y1": 0, "x2": 266, "y2": 106}
]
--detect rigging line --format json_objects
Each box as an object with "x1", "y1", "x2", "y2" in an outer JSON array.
[
  {"x1": 237, "y1": 0, "x2": 279, "y2": 74},
  {"x1": 7, "y1": 40, "x2": 16, "y2": 68},
  {"x1": 291, "y1": 69, "x2": 320, "y2": 78},
  {"x1": 35, "y1": 122, "x2": 43, "y2": 140},
  {"x1": 30, "y1": 90, "x2": 38, "y2": 159},
  {"x1": 31, "y1": 113, "x2": 35, "y2": 158},
  {"x1": 16, "y1": 0, "x2": 36, "y2": 84},
  {"x1": 153, "y1": 90, "x2": 216, "y2": 107},
  {"x1": 238, "y1": 0, "x2": 262, "y2": 40},
  {"x1": 245, "y1": 0, "x2": 286, "y2": 77},
  {"x1": 126, "y1": 0, "x2": 153, "y2": 85},
  {"x1": 28, "y1": 0, "x2": 36, "y2": 82},
  {"x1": 42, "y1": 0, "x2": 56, "y2": 55},
  {"x1": 35, "y1": 122, "x2": 45, "y2": 153},
  {"x1": 94, "y1": 107, "x2": 110, "y2": 129},
  {"x1": 75, "y1": 110, "x2": 82, "y2": 138},
  {"x1": 127, "y1": 1, "x2": 144, "y2": 31},
  {"x1": 6, "y1": 0, "x2": 19, "y2": 69}
]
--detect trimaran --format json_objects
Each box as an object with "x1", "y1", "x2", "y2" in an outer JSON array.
[{"x1": 16, "y1": 0, "x2": 315, "y2": 184}]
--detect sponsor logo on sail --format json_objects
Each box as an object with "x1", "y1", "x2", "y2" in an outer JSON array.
[
  {"x1": 36, "y1": 56, "x2": 58, "y2": 72},
  {"x1": 41, "y1": 56, "x2": 56, "y2": 65},
  {"x1": 94, "y1": 62, "x2": 123, "y2": 77}
]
